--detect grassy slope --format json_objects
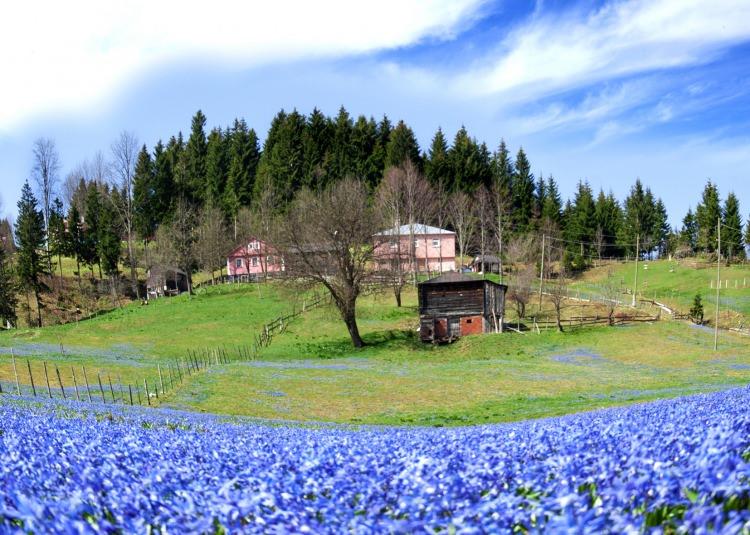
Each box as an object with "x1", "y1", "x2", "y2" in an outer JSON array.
[
  {"x1": 570, "y1": 259, "x2": 750, "y2": 325},
  {"x1": 3, "y1": 279, "x2": 750, "y2": 426}
]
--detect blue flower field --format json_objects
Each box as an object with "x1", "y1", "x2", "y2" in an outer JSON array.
[{"x1": 1, "y1": 388, "x2": 749, "y2": 533}]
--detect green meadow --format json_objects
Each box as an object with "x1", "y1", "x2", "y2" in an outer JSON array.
[{"x1": 2, "y1": 272, "x2": 749, "y2": 426}]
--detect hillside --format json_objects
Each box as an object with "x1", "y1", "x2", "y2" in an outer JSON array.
[{"x1": 2, "y1": 281, "x2": 750, "y2": 426}]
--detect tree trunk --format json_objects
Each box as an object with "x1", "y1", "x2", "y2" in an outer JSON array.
[
  {"x1": 127, "y1": 234, "x2": 140, "y2": 300},
  {"x1": 34, "y1": 286, "x2": 42, "y2": 327},
  {"x1": 343, "y1": 312, "x2": 364, "y2": 348},
  {"x1": 75, "y1": 258, "x2": 82, "y2": 292},
  {"x1": 394, "y1": 286, "x2": 402, "y2": 307}
]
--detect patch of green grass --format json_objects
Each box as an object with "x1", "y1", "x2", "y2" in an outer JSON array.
[
  {"x1": 571, "y1": 259, "x2": 750, "y2": 325},
  {"x1": 4, "y1": 278, "x2": 750, "y2": 426}
]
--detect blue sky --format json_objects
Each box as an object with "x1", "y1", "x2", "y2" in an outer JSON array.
[{"x1": 1, "y1": 0, "x2": 750, "y2": 226}]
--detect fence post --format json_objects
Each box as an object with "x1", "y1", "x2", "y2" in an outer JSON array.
[
  {"x1": 128, "y1": 384, "x2": 134, "y2": 406},
  {"x1": 136, "y1": 385, "x2": 142, "y2": 405},
  {"x1": 118, "y1": 375, "x2": 124, "y2": 403},
  {"x1": 158, "y1": 364, "x2": 165, "y2": 395},
  {"x1": 55, "y1": 366, "x2": 66, "y2": 399},
  {"x1": 11, "y1": 350, "x2": 20, "y2": 396},
  {"x1": 97, "y1": 373, "x2": 106, "y2": 403},
  {"x1": 82, "y1": 366, "x2": 92, "y2": 402},
  {"x1": 144, "y1": 378, "x2": 151, "y2": 406},
  {"x1": 43, "y1": 362, "x2": 52, "y2": 398},
  {"x1": 26, "y1": 359, "x2": 36, "y2": 397},
  {"x1": 71, "y1": 367, "x2": 80, "y2": 401},
  {"x1": 108, "y1": 375, "x2": 116, "y2": 403}
]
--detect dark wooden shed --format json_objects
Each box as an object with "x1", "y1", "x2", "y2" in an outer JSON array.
[
  {"x1": 418, "y1": 272, "x2": 507, "y2": 343},
  {"x1": 146, "y1": 266, "x2": 189, "y2": 299}
]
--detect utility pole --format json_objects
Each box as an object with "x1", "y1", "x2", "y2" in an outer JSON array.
[
  {"x1": 632, "y1": 234, "x2": 640, "y2": 307},
  {"x1": 714, "y1": 217, "x2": 721, "y2": 351},
  {"x1": 538, "y1": 234, "x2": 545, "y2": 310}
]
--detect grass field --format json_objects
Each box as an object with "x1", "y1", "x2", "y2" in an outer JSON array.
[
  {"x1": 571, "y1": 258, "x2": 750, "y2": 327},
  {"x1": 2, "y1": 275, "x2": 750, "y2": 426}
]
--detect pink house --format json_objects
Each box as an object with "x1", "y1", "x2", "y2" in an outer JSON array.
[
  {"x1": 226, "y1": 237, "x2": 284, "y2": 279},
  {"x1": 374, "y1": 224, "x2": 456, "y2": 273}
]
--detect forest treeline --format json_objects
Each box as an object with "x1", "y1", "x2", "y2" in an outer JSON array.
[{"x1": 0, "y1": 107, "x2": 748, "y2": 329}]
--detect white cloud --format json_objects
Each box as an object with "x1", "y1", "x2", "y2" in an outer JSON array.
[
  {"x1": 458, "y1": 0, "x2": 750, "y2": 101},
  {"x1": 0, "y1": 0, "x2": 484, "y2": 130}
]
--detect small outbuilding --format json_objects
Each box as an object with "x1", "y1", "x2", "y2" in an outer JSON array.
[
  {"x1": 418, "y1": 272, "x2": 507, "y2": 343},
  {"x1": 470, "y1": 254, "x2": 502, "y2": 274},
  {"x1": 146, "y1": 266, "x2": 189, "y2": 299}
]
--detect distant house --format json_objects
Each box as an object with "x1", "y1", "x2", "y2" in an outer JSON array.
[
  {"x1": 373, "y1": 224, "x2": 455, "y2": 273},
  {"x1": 470, "y1": 254, "x2": 502, "y2": 274},
  {"x1": 417, "y1": 272, "x2": 507, "y2": 343},
  {"x1": 226, "y1": 237, "x2": 284, "y2": 281},
  {"x1": 146, "y1": 266, "x2": 189, "y2": 299}
]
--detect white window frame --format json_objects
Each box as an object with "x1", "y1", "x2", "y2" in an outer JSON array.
[
  {"x1": 251, "y1": 257, "x2": 259, "y2": 267},
  {"x1": 248, "y1": 240, "x2": 260, "y2": 251},
  {"x1": 432, "y1": 238, "x2": 440, "y2": 248},
  {"x1": 235, "y1": 258, "x2": 242, "y2": 268}
]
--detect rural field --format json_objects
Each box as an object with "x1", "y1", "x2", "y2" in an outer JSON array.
[{"x1": 3, "y1": 265, "x2": 750, "y2": 427}]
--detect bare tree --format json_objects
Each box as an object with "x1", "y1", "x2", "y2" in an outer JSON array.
[
  {"x1": 196, "y1": 206, "x2": 231, "y2": 285},
  {"x1": 474, "y1": 186, "x2": 492, "y2": 276},
  {"x1": 506, "y1": 233, "x2": 538, "y2": 271},
  {"x1": 491, "y1": 181, "x2": 511, "y2": 283},
  {"x1": 375, "y1": 167, "x2": 407, "y2": 306},
  {"x1": 401, "y1": 161, "x2": 436, "y2": 277},
  {"x1": 31, "y1": 138, "x2": 60, "y2": 272},
  {"x1": 276, "y1": 179, "x2": 377, "y2": 348},
  {"x1": 509, "y1": 266, "x2": 534, "y2": 328},
  {"x1": 154, "y1": 197, "x2": 197, "y2": 298},
  {"x1": 110, "y1": 131, "x2": 140, "y2": 298},
  {"x1": 599, "y1": 270, "x2": 621, "y2": 326},
  {"x1": 548, "y1": 267, "x2": 569, "y2": 332},
  {"x1": 448, "y1": 191, "x2": 476, "y2": 270}
]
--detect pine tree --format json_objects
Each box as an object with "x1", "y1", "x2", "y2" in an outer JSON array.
[
  {"x1": 133, "y1": 145, "x2": 156, "y2": 242},
  {"x1": 593, "y1": 190, "x2": 622, "y2": 258},
  {"x1": 184, "y1": 110, "x2": 208, "y2": 204},
  {"x1": 84, "y1": 185, "x2": 103, "y2": 277},
  {"x1": 722, "y1": 192, "x2": 744, "y2": 261},
  {"x1": 329, "y1": 106, "x2": 355, "y2": 182},
  {"x1": 695, "y1": 180, "x2": 721, "y2": 254},
  {"x1": 654, "y1": 199, "x2": 671, "y2": 257},
  {"x1": 621, "y1": 179, "x2": 655, "y2": 257},
  {"x1": 15, "y1": 181, "x2": 47, "y2": 327},
  {"x1": 98, "y1": 200, "x2": 122, "y2": 302},
  {"x1": 385, "y1": 120, "x2": 420, "y2": 169},
  {"x1": 254, "y1": 109, "x2": 306, "y2": 205},
  {"x1": 681, "y1": 208, "x2": 698, "y2": 254},
  {"x1": 564, "y1": 181, "x2": 596, "y2": 269},
  {"x1": 224, "y1": 119, "x2": 260, "y2": 221},
  {"x1": 512, "y1": 148, "x2": 535, "y2": 232},
  {"x1": 425, "y1": 128, "x2": 450, "y2": 190},
  {"x1": 351, "y1": 115, "x2": 379, "y2": 189},
  {"x1": 302, "y1": 108, "x2": 332, "y2": 189},
  {"x1": 205, "y1": 128, "x2": 228, "y2": 208},
  {"x1": 47, "y1": 197, "x2": 68, "y2": 282},
  {"x1": 152, "y1": 140, "x2": 175, "y2": 225},
  {"x1": 541, "y1": 175, "x2": 562, "y2": 226},
  {"x1": 66, "y1": 203, "x2": 85, "y2": 288},
  {"x1": 0, "y1": 237, "x2": 17, "y2": 328}
]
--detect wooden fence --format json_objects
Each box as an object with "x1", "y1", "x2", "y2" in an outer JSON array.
[{"x1": 0, "y1": 348, "x2": 232, "y2": 407}]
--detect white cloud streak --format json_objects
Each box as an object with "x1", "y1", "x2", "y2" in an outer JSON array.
[
  {"x1": 458, "y1": 0, "x2": 750, "y2": 101},
  {"x1": 0, "y1": 0, "x2": 484, "y2": 129}
]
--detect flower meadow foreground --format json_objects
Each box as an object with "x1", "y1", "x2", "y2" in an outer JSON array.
[{"x1": 1, "y1": 389, "x2": 749, "y2": 533}]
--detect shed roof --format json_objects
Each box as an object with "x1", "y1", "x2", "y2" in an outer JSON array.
[
  {"x1": 374, "y1": 224, "x2": 454, "y2": 236},
  {"x1": 420, "y1": 272, "x2": 479, "y2": 284},
  {"x1": 471, "y1": 254, "x2": 502, "y2": 264}
]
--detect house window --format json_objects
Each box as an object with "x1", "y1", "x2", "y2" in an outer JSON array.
[
  {"x1": 414, "y1": 239, "x2": 420, "y2": 248},
  {"x1": 248, "y1": 240, "x2": 260, "y2": 251},
  {"x1": 235, "y1": 258, "x2": 242, "y2": 268},
  {"x1": 251, "y1": 257, "x2": 259, "y2": 267},
  {"x1": 389, "y1": 240, "x2": 397, "y2": 249},
  {"x1": 432, "y1": 239, "x2": 440, "y2": 248},
  {"x1": 267, "y1": 255, "x2": 274, "y2": 264}
]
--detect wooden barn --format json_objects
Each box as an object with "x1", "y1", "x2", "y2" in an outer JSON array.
[
  {"x1": 146, "y1": 266, "x2": 189, "y2": 299},
  {"x1": 418, "y1": 272, "x2": 507, "y2": 343}
]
